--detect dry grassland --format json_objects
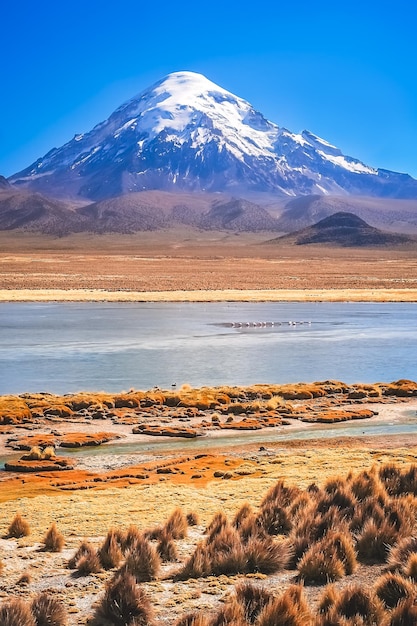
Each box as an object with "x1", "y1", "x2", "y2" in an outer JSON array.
[{"x1": 1, "y1": 231, "x2": 417, "y2": 299}]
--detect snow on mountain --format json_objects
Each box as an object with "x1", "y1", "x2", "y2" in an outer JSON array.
[{"x1": 10, "y1": 71, "x2": 417, "y2": 200}]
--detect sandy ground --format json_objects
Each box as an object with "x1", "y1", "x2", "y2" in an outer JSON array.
[{"x1": 2, "y1": 288, "x2": 417, "y2": 302}]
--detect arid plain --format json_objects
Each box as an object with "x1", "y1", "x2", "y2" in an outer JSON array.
[{"x1": 1, "y1": 230, "x2": 417, "y2": 299}]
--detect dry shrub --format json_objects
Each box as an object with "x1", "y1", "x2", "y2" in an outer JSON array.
[
  {"x1": 96, "y1": 571, "x2": 154, "y2": 626},
  {"x1": 68, "y1": 540, "x2": 94, "y2": 569},
  {"x1": 257, "y1": 502, "x2": 292, "y2": 535},
  {"x1": 99, "y1": 528, "x2": 123, "y2": 570},
  {"x1": 17, "y1": 572, "x2": 31, "y2": 586},
  {"x1": 43, "y1": 523, "x2": 65, "y2": 552},
  {"x1": 383, "y1": 497, "x2": 415, "y2": 536},
  {"x1": 388, "y1": 536, "x2": 417, "y2": 572},
  {"x1": 244, "y1": 536, "x2": 291, "y2": 574},
  {"x1": 206, "y1": 512, "x2": 228, "y2": 536},
  {"x1": 157, "y1": 531, "x2": 178, "y2": 562},
  {"x1": 289, "y1": 492, "x2": 313, "y2": 518},
  {"x1": 350, "y1": 500, "x2": 386, "y2": 533},
  {"x1": 209, "y1": 602, "x2": 246, "y2": 626},
  {"x1": 165, "y1": 508, "x2": 188, "y2": 539},
  {"x1": 388, "y1": 596, "x2": 417, "y2": 626},
  {"x1": 349, "y1": 470, "x2": 385, "y2": 502},
  {"x1": 317, "y1": 585, "x2": 340, "y2": 615},
  {"x1": 25, "y1": 446, "x2": 43, "y2": 461},
  {"x1": 334, "y1": 586, "x2": 384, "y2": 625},
  {"x1": 379, "y1": 463, "x2": 402, "y2": 496},
  {"x1": 209, "y1": 536, "x2": 247, "y2": 577},
  {"x1": 374, "y1": 573, "x2": 413, "y2": 609},
  {"x1": 289, "y1": 507, "x2": 347, "y2": 568},
  {"x1": 234, "y1": 582, "x2": 272, "y2": 623},
  {"x1": 238, "y1": 513, "x2": 262, "y2": 542},
  {"x1": 0, "y1": 598, "x2": 35, "y2": 626},
  {"x1": 174, "y1": 613, "x2": 210, "y2": 626},
  {"x1": 179, "y1": 542, "x2": 212, "y2": 579},
  {"x1": 42, "y1": 446, "x2": 56, "y2": 459},
  {"x1": 282, "y1": 585, "x2": 311, "y2": 621},
  {"x1": 232, "y1": 503, "x2": 253, "y2": 529},
  {"x1": 120, "y1": 536, "x2": 161, "y2": 582},
  {"x1": 298, "y1": 549, "x2": 345, "y2": 585},
  {"x1": 143, "y1": 526, "x2": 164, "y2": 542},
  {"x1": 405, "y1": 553, "x2": 417, "y2": 580},
  {"x1": 77, "y1": 553, "x2": 101, "y2": 576},
  {"x1": 31, "y1": 593, "x2": 67, "y2": 626},
  {"x1": 124, "y1": 525, "x2": 143, "y2": 550},
  {"x1": 180, "y1": 531, "x2": 291, "y2": 580},
  {"x1": 260, "y1": 479, "x2": 301, "y2": 510},
  {"x1": 76, "y1": 544, "x2": 101, "y2": 575},
  {"x1": 7, "y1": 513, "x2": 30, "y2": 538},
  {"x1": 399, "y1": 465, "x2": 417, "y2": 495},
  {"x1": 355, "y1": 518, "x2": 399, "y2": 563},
  {"x1": 256, "y1": 587, "x2": 312, "y2": 626},
  {"x1": 326, "y1": 530, "x2": 357, "y2": 575},
  {"x1": 186, "y1": 512, "x2": 199, "y2": 526},
  {"x1": 316, "y1": 488, "x2": 356, "y2": 518}
]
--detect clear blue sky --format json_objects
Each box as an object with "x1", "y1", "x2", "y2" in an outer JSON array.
[{"x1": 2, "y1": 0, "x2": 416, "y2": 178}]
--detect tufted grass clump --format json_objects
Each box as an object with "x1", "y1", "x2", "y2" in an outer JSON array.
[
  {"x1": 0, "y1": 598, "x2": 35, "y2": 626},
  {"x1": 7, "y1": 513, "x2": 30, "y2": 538},
  {"x1": 95, "y1": 570, "x2": 154, "y2": 626},
  {"x1": 120, "y1": 536, "x2": 161, "y2": 582},
  {"x1": 43, "y1": 523, "x2": 65, "y2": 552},
  {"x1": 98, "y1": 528, "x2": 123, "y2": 570},
  {"x1": 31, "y1": 593, "x2": 68, "y2": 626},
  {"x1": 164, "y1": 507, "x2": 188, "y2": 540}
]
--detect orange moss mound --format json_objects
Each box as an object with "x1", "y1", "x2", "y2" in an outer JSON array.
[
  {"x1": 132, "y1": 425, "x2": 200, "y2": 438},
  {"x1": 0, "y1": 453, "x2": 260, "y2": 497},
  {"x1": 8, "y1": 431, "x2": 122, "y2": 450},
  {"x1": 4, "y1": 457, "x2": 75, "y2": 472},
  {"x1": 300, "y1": 408, "x2": 375, "y2": 423},
  {"x1": 0, "y1": 397, "x2": 32, "y2": 424}
]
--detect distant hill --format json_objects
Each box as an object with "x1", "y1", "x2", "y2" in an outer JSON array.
[
  {"x1": 0, "y1": 188, "x2": 88, "y2": 235},
  {"x1": 275, "y1": 194, "x2": 417, "y2": 234},
  {"x1": 0, "y1": 175, "x2": 11, "y2": 189},
  {"x1": 0, "y1": 189, "x2": 282, "y2": 235},
  {"x1": 269, "y1": 212, "x2": 416, "y2": 247}
]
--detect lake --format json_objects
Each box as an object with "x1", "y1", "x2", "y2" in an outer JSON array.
[{"x1": 0, "y1": 301, "x2": 416, "y2": 395}]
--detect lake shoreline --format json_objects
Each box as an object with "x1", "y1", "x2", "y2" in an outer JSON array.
[{"x1": 1, "y1": 287, "x2": 417, "y2": 302}]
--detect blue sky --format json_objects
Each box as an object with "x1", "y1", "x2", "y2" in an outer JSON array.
[{"x1": 1, "y1": 0, "x2": 416, "y2": 178}]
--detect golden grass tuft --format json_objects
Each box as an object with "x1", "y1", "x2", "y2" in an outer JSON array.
[
  {"x1": 374, "y1": 573, "x2": 414, "y2": 609},
  {"x1": 43, "y1": 522, "x2": 65, "y2": 552},
  {"x1": 95, "y1": 570, "x2": 154, "y2": 626},
  {"x1": 7, "y1": 512, "x2": 30, "y2": 538},
  {"x1": 164, "y1": 507, "x2": 188, "y2": 539},
  {"x1": 120, "y1": 536, "x2": 161, "y2": 582},
  {"x1": 98, "y1": 528, "x2": 123, "y2": 570},
  {"x1": 0, "y1": 598, "x2": 35, "y2": 626},
  {"x1": 31, "y1": 593, "x2": 68, "y2": 626}
]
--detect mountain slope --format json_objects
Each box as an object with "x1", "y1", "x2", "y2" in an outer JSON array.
[
  {"x1": 270, "y1": 212, "x2": 415, "y2": 247},
  {"x1": 0, "y1": 188, "x2": 88, "y2": 234},
  {"x1": 10, "y1": 72, "x2": 417, "y2": 201},
  {"x1": 0, "y1": 175, "x2": 11, "y2": 189}
]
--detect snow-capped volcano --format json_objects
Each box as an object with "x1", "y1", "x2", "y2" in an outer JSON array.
[{"x1": 10, "y1": 71, "x2": 417, "y2": 200}]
